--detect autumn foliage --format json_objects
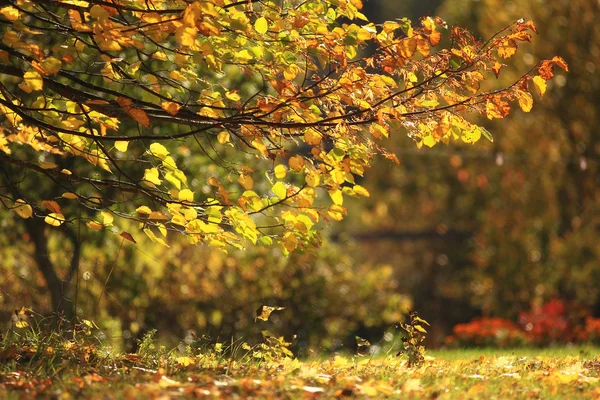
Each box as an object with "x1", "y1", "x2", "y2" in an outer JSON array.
[
  {"x1": 0, "y1": 0, "x2": 566, "y2": 254},
  {"x1": 447, "y1": 299, "x2": 600, "y2": 347}
]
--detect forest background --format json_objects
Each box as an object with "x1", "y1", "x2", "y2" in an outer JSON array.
[{"x1": 0, "y1": 0, "x2": 596, "y2": 353}]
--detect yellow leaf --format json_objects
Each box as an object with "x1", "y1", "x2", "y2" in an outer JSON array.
[
  {"x1": 39, "y1": 161, "x2": 58, "y2": 169},
  {"x1": 15, "y1": 320, "x2": 29, "y2": 328},
  {"x1": 305, "y1": 170, "x2": 321, "y2": 187},
  {"x1": 184, "y1": 207, "x2": 197, "y2": 221},
  {"x1": 45, "y1": 213, "x2": 65, "y2": 227},
  {"x1": 86, "y1": 221, "x2": 103, "y2": 231},
  {"x1": 149, "y1": 143, "x2": 169, "y2": 159},
  {"x1": 532, "y1": 76, "x2": 546, "y2": 96},
  {"x1": 328, "y1": 189, "x2": 343, "y2": 205},
  {"x1": 283, "y1": 64, "x2": 300, "y2": 80},
  {"x1": 149, "y1": 211, "x2": 169, "y2": 221},
  {"x1": 176, "y1": 356, "x2": 194, "y2": 367},
  {"x1": 0, "y1": 6, "x2": 20, "y2": 21},
  {"x1": 164, "y1": 172, "x2": 181, "y2": 189},
  {"x1": 274, "y1": 165, "x2": 287, "y2": 179},
  {"x1": 517, "y1": 90, "x2": 533, "y2": 112},
  {"x1": 272, "y1": 182, "x2": 287, "y2": 199},
  {"x1": 114, "y1": 141, "x2": 128, "y2": 152},
  {"x1": 304, "y1": 129, "x2": 322, "y2": 146},
  {"x1": 178, "y1": 188, "x2": 194, "y2": 202},
  {"x1": 176, "y1": 25, "x2": 198, "y2": 47},
  {"x1": 22, "y1": 70, "x2": 43, "y2": 92},
  {"x1": 62, "y1": 192, "x2": 78, "y2": 199},
  {"x1": 162, "y1": 156, "x2": 177, "y2": 170},
  {"x1": 143, "y1": 168, "x2": 162, "y2": 186},
  {"x1": 225, "y1": 91, "x2": 241, "y2": 101},
  {"x1": 353, "y1": 185, "x2": 370, "y2": 197},
  {"x1": 186, "y1": 219, "x2": 219, "y2": 234},
  {"x1": 172, "y1": 214, "x2": 187, "y2": 226},
  {"x1": 238, "y1": 174, "x2": 254, "y2": 190},
  {"x1": 256, "y1": 305, "x2": 285, "y2": 321},
  {"x1": 13, "y1": 199, "x2": 32, "y2": 219},
  {"x1": 357, "y1": 28, "x2": 372, "y2": 41},
  {"x1": 462, "y1": 127, "x2": 481, "y2": 144},
  {"x1": 217, "y1": 131, "x2": 230, "y2": 144},
  {"x1": 327, "y1": 204, "x2": 346, "y2": 221},
  {"x1": 136, "y1": 205, "x2": 152, "y2": 214},
  {"x1": 254, "y1": 17, "x2": 268, "y2": 34},
  {"x1": 100, "y1": 211, "x2": 113, "y2": 226},
  {"x1": 39, "y1": 57, "x2": 62, "y2": 76},
  {"x1": 234, "y1": 49, "x2": 253, "y2": 61}
]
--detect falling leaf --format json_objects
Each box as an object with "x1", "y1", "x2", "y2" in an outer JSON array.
[
  {"x1": 256, "y1": 305, "x2": 285, "y2": 321},
  {"x1": 119, "y1": 231, "x2": 137, "y2": 243}
]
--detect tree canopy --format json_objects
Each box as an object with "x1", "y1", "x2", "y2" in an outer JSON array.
[{"x1": 0, "y1": 0, "x2": 566, "y2": 253}]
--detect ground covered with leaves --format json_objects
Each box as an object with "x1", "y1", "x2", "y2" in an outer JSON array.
[{"x1": 2, "y1": 330, "x2": 600, "y2": 399}]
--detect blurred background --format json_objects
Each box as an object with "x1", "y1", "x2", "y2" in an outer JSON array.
[{"x1": 1, "y1": 0, "x2": 597, "y2": 352}]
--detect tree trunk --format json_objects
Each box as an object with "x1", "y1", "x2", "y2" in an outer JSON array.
[{"x1": 26, "y1": 219, "x2": 75, "y2": 322}]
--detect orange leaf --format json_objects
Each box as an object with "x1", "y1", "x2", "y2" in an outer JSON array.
[
  {"x1": 492, "y1": 62, "x2": 503, "y2": 78},
  {"x1": 538, "y1": 60, "x2": 555, "y2": 80},
  {"x1": 116, "y1": 97, "x2": 133, "y2": 108},
  {"x1": 552, "y1": 56, "x2": 569, "y2": 71},
  {"x1": 120, "y1": 231, "x2": 137, "y2": 243},
  {"x1": 428, "y1": 30, "x2": 441, "y2": 46},
  {"x1": 128, "y1": 108, "x2": 150, "y2": 128},
  {"x1": 41, "y1": 200, "x2": 62, "y2": 213},
  {"x1": 498, "y1": 39, "x2": 517, "y2": 59},
  {"x1": 397, "y1": 38, "x2": 417, "y2": 58},
  {"x1": 161, "y1": 101, "x2": 181, "y2": 116}
]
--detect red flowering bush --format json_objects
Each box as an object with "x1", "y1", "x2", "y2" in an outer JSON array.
[
  {"x1": 576, "y1": 317, "x2": 600, "y2": 343},
  {"x1": 446, "y1": 299, "x2": 599, "y2": 347},
  {"x1": 446, "y1": 317, "x2": 529, "y2": 347},
  {"x1": 518, "y1": 299, "x2": 572, "y2": 344}
]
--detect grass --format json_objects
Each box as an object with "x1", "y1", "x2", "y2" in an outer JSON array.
[
  {"x1": 2, "y1": 326, "x2": 600, "y2": 399},
  {"x1": 429, "y1": 345, "x2": 600, "y2": 360}
]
